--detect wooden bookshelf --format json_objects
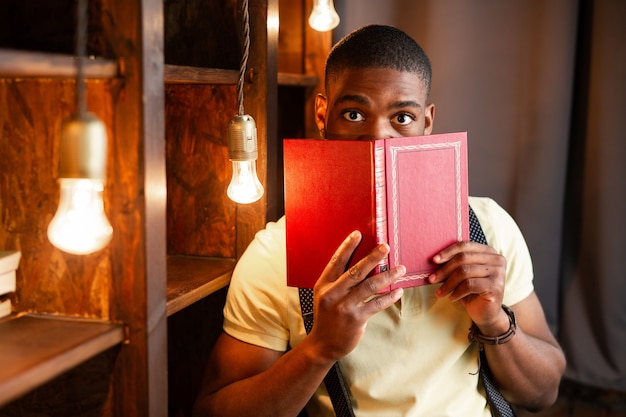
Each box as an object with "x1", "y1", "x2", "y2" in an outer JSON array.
[
  {"x1": 0, "y1": 314, "x2": 124, "y2": 408},
  {"x1": 0, "y1": 0, "x2": 330, "y2": 414}
]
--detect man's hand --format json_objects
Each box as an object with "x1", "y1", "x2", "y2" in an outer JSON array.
[
  {"x1": 428, "y1": 241, "x2": 508, "y2": 330},
  {"x1": 309, "y1": 230, "x2": 405, "y2": 363}
]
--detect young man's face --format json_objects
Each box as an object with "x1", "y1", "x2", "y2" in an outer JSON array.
[{"x1": 315, "y1": 67, "x2": 435, "y2": 140}]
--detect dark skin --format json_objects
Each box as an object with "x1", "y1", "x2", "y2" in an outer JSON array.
[{"x1": 193, "y1": 67, "x2": 566, "y2": 417}]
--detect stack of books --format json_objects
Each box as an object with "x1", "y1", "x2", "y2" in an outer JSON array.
[{"x1": 0, "y1": 251, "x2": 21, "y2": 319}]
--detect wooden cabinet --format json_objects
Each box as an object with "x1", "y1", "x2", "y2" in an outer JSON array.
[{"x1": 0, "y1": 0, "x2": 329, "y2": 415}]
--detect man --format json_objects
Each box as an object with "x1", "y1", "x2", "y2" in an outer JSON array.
[{"x1": 193, "y1": 25, "x2": 565, "y2": 417}]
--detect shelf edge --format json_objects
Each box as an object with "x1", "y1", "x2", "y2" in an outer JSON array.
[
  {"x1": 0, "y1": 49, "x2": 118, "y2": 79},
  {"x1": 166, "y1": 269, "x2": 232, "y2": 316},
  {"x1": 164, "y1": 65, "x2": 239, "y2": 85},
  {"x1": 277, "y1": 72, "x2": 318, "y2": 87}
]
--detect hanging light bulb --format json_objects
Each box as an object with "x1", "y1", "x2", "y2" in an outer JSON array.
[
  {"x1": 227, "y1": 0, "x2": 264, "y2": 204},
  {"x1": 227, "y1": 115, "x2": 264, "y2": 204},
  {"x1": 308, "y1": 0, "x2": 340, "y2": 32},
  {"x1": 47, "y1": 0, "x2": 112, "y2": 254},
  {"x1": 48, "y1": 113, "x2": 113, "y2": 254}
]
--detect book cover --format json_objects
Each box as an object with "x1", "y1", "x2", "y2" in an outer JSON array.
[{"x1": 284, "y1": 133, "x2": 468, "y2": 291}]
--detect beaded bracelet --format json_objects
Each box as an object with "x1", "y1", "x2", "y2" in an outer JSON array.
[{"x1": 468, "y1": 305, "x2": 517, "y2": 345}]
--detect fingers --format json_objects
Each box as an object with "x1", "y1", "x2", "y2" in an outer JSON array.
[
  {"x1": 317, "y1": 230, "x2": 405, "y2": 307},
  {"x1": 318, "y1": 230, "x2": 363, "y2": 285},
  {"x1": 336, "y1": 243, "x2": 406, "y2": 312},
  {"x1": 435, "y1": 265, "x2": 504, "y2": 302},
  {"x1": 432, "y1": 241, "x2": 497, "y2": 265},
  {"x1": 428, "y1": 241, "x2": 506, "y2": 302}
]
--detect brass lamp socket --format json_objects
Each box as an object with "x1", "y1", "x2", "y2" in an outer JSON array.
[
  {"x1": 228, "y1": 114, "x2": 258, "y2": 161},
  {"x1": 58, "y1": 112, "x2": 108, "y2": 180}
]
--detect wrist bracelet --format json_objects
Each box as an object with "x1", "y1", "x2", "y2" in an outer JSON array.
[{"x1": 468, "y1": 305, "x2": 517, "y2": 345}]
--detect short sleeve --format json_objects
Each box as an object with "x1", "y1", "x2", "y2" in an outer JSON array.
[
  {"x1": 469, "y1": 197, "x2": 534, "y2": 306},
  {"x1": 222, "y1": 218, "x2": 292, "y2": 352}
]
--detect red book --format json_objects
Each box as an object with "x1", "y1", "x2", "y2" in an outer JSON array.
[{"x1": 284, "y1": 132, "x2": 469, "y2": 291}]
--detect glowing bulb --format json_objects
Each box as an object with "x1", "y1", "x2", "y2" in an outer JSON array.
[
  {"x1": 227, "y1": 160, "x2": 264, "y2": 204},
  {"x1": 48, "y1": 112, "x2": 112, "y2": 254},
  {"x1": 227, "y1": 114, "x2": 264, "y2": 204},
  {"x1": 308, "y1": 0, "x2": 340, "y2": 32},
  {"x1": 47, "y1": 178, "x2": 112, "y2": 254}
]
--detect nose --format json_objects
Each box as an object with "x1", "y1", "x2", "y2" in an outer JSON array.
[{"x1": 356, "y1": 118, "x2": 398, "y2": 140}]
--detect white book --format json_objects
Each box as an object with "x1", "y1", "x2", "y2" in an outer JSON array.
[
  {"x1": 0, "y1": 251, "x2": 21, "y2": 296},
  {"x1": 0, "y1": 297, "x2": 10, "y2": 319},
  {"x1": 0, "y1": 251, "x2": 21, "y2": 274},
  {"x1": 0, "y1": 270, "x2": 16, "y2": 295}
]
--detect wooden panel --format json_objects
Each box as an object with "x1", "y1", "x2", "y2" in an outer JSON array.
[
  {"x1": 0, "y1": 0, "x2": 74, "y2": 54},
  {"x1": 164, "y1": 0, "x2": 240, "y2": 69},
  {"x1": 167, "y1": 288, "x2": 227, "y2": 417},
  {"x1": 0, "y1": 79, "x2": 115, "y2": 318},
  {"x1": 165, "y1": 84, "x2": 238, "y2": 258},
  {"x1": 100, "y1": 0, "x2": 167, "y2": 415},
  {"x1": 0, "y1": 314, "x2": 124, "y2": 408},
  {"x1": 278, "y1": 0, "x2": 304, "y2": 73},
  {"x1": 0, "y1": 0, "x2": 110, "y2": 58}
]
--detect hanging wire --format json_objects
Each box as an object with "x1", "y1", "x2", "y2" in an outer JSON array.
[
  {"x1": 75, "y1": 0, "x2": 88, "y2": 116},
  {"x1": 237, "y1": 0, "x2": 250, "y2": 116}
]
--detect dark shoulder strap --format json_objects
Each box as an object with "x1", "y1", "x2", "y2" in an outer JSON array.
[
  {"x1": 298, "y1": 287, "x2": 355, "y2": 417},
  {"x1": 298, "y1": 206, "x2": 514, "y2": 417},
  {"x1": 469, "y1": 205, "x2": 488, "y2": 245},
  {"x1": 469, "y1": 207, "x2": 517, "y2": 417}
]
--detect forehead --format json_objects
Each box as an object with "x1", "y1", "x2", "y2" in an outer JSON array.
[{"x1": 326, "y1": 67, "x2": 428, "y2": 107}]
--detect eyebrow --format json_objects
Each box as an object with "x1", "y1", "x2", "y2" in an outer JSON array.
[
  {"x1": 335, "y1": 94, "x2": 370, "y2": 106},
  {"x1": 334, "y1": 95, "x2": 422, "y2": 110},
  {"x1": 389, "y1": 100, "x2": 422, "y2": 110}
]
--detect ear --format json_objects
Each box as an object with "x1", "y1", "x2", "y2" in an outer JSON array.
[
  {"x1": 314, "y1": 94, "x2": 328, "y2": 136},
  {"x1": 423, "y1": 103, "x2": 435, "y2": 135}
]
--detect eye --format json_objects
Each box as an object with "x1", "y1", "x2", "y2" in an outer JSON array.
[
  {"x1": 341, "y1": 110, "x2": 365, "y2": 122},
  {"x1": 392, "y1": 113, "x2": 415, "y2": 126}
]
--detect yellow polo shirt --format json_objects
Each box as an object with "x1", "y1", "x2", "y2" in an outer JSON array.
[{"x1": 223, "y1": 196, "x2": 534, "y2": 416}]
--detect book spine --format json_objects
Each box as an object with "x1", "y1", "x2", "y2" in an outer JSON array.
[{"x1": 374, "y1": 142, "x2": 389, "y2": 273}]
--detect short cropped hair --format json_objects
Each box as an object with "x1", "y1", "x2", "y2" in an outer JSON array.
[{"x1": 325, "y1": 25, "x2": 432, "y2": 96}]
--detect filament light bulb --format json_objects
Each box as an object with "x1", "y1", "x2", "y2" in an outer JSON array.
[
  {"x1": 227, "y1": 114, "x2": 264, "y2": 204},
  {"x1": 47, "y1": 178, "x2": 113, "y2": 254},
  {"x1": 227, "y1": 160, "x2": 264, "y2": 204},
  {"x1": 48, "y1": 112, "x2": 113, "y2": 254},
  {"x1": 308, "y1": 0, "x2": 340, "y2": 32}
]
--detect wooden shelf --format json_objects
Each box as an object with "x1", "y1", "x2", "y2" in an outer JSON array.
[
  {"x1": 278, "y1": 72, "x2": 318, "y2": 87},
  {"x1": 0, "y1": 49, "x2": 118, "y2": 79},
  {"x1": 0, "y1": 313, "x2": 125, "y2": 408},
  {"x1": 163, "y1": 65, "x2": 318, "y2": 88},
  {"x1": 166, "y1": 255, "x2": 235, "y2": 316},
  {"x1": 164, "y1": 65, "x2": 238, "y2": 84}
]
